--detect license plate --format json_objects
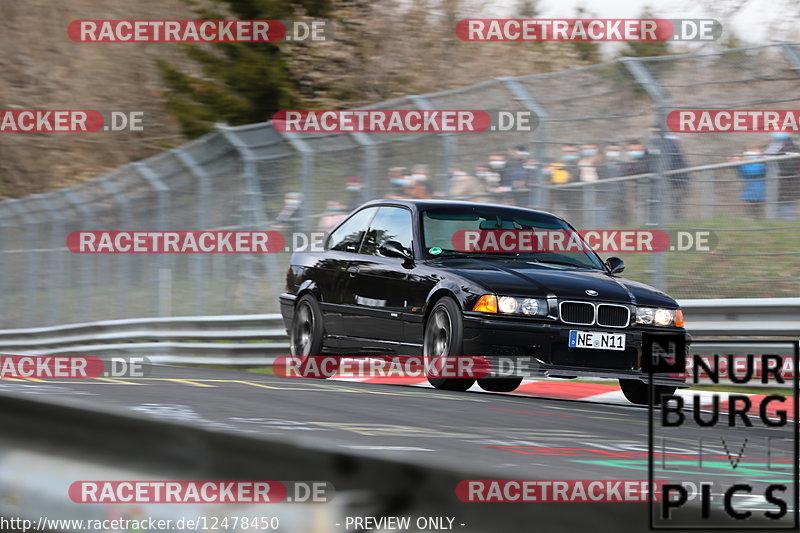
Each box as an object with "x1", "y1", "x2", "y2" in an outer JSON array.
[{"x1": 568, "y1": 330, "x2": 626, "y2": 351}]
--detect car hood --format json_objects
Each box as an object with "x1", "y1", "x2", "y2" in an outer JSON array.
[{"x1": 436, "y1": 258, "x2": 677, "y2": 307}]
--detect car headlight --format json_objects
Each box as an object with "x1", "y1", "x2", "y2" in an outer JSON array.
[
  {"x1": 474, "y1": 295, "x2": 547, "y2": 316},
  {"x1": 635, "y1": 307, "x2": 681, "y2": 327}
]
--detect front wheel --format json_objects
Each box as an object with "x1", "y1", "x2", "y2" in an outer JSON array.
[
  {"x1": 423, "y1": 297, "x2": 475, "y2": 392},
  {"x1": 619, "y1": 379, "x2": 676, "y2": 405},
  {"x1": 290, "y1": 295, "x2": 339, "y2": 378}
]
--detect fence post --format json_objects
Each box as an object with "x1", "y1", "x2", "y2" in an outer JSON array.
[
  {"x1": 174, "y1": 146, "x2": 212, "y2": 315},
  {"x1": 583, "y1": 185, "x2": 597, "y2": 228},
  {"x1": 6, "y1": 200, "x2": 39, "y2": 327},
  {"x1": 622, "y1": 57, "x2": 671, "y2": 290},
  {"x1": 64, "y1": 189, "x2": 96, "y2": 323},
  {"x1": 779, "y1": 42, "x2": 800, "y2": 72},
  {"x1": 274, "y1": 129, "x2": 315, "y2": 230},
  {"x1": 32, "y1": 194, "x2": 66, "y2": 326},
  {"x1": 765, "y1": 162, "x2": 779, "y2": 220},
  {"x1": 0, "y1": 204, "x2": 11, "y2": 326},
  {"x1": 701, "y1": 170, "x2": 715, "y2": 220},
  {"x1": 99, "y1": 177, "x2": 132, "y2": 320},
  {"x1": 500, "y1": 78, "x2": 550, "y2": 210},
  {"x1": 350, "y1": 132, "x2": 377, "y2": 203},
  {"x1": 218, "y1": 124, "x2": 275, "y2": 313},
  {"x1": 132, "y1": 161, "x2": 172, "y2": 317},
  {"x1": 409, "y1": 95, "x2": 455, "y2": 195}
]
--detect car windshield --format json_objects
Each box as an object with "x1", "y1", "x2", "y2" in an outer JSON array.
[{"x1": 420, "y1": 206, "x2": 605, "y2": 270}]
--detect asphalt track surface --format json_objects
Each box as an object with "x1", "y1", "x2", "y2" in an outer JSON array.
[{"x1": 0, "y1": 364, "x2": 796, "y2": 529}]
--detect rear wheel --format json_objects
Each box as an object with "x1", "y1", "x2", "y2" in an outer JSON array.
[
  {"x1": 478, "y1": 376, "x2": 523, "y2": 393},
  {"x1": 290, "y1": 295, "x2": 339, "y2": 378},
  {"x1": 423, "y1": 297, "x2": 475, "y2": 392},
  {"x1": 619, "y1": 378, "x2": 676, "y2": 405}
]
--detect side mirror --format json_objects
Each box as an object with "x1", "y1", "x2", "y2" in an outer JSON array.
[
  {"x1": 379, "y1": 240, "x2": 412, "y2": 261},
  {"x1": 606, "y1": 256, "x2": 625, "y2": 274}
]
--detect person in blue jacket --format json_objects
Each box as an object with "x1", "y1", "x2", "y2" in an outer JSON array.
[{"x1": 734, "y1": 147, "x2": 767, "y2": 218}]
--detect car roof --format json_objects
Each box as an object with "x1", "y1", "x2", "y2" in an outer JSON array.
[{"x1": 358, "y1": 198, "x2": 561, "y2": 219}]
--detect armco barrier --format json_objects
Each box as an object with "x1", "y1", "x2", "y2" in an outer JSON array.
[
  {"x1": 0, "y1": 298, "x2": 796, "y2": 367},
  {"x1": 0, "y1": 314, "x2": 287, "y2": 365},
  {"x1": 679, "y1": 297, "x2": 800, "y2": 336}
]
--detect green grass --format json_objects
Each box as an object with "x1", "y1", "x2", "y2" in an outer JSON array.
[{"x1": 609, "y1": 215, "x2": 800, "y2": 299}]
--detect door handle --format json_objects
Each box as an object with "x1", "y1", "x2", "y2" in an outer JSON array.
[{"x1": 347, "y1": 266, "x2": 359, "y2": 277}]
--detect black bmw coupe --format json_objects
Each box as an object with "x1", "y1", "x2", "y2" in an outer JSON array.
[{"x1": 280, "y1": 199, "x2": 688, "y2": 405}]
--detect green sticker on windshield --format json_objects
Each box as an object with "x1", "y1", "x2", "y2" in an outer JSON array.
[{"x1": 429, "y1": 247, "x2": 442, "y2": 255}]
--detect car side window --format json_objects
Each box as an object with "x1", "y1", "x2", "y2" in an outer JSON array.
[
  {"x1": 327, "y1": 207, "x2": 377, "y2": 252},
  {"x1": 360, "y1": 206, "x2": 413, "y2": 256}
]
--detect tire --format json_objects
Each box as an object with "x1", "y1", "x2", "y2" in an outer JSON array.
[
  {"x1": 619, "y1": 379, "x2": 676, "y2": 405},
  {"x1": 290, "y1": 294, "x2": 339, "y2": 378},
  {"x1": 478, "y1": 376, "x2": 523, "y2": 393},
  {"x1": 423, "y1": 297, "x2": 475, "y2": 391}
]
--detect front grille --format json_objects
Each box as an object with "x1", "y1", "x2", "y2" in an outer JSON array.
[
  {"x1": 597, "y1": 304, "x2": 630, "y2": 327},
  {"x1": 559, "y1": 302, "x2": 594, "y2": 325}
]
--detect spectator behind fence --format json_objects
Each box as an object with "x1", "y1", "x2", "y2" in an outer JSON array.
[
  {"x1": 344, "y1": 176, "x2": 362, "y2": 210},
  {"x1": 545, "y1": 144, "x2": 580, "y2": 216},
  {"x1": 449, "y1": 165, "x2": 489, "y2": 202},
  {"x1": 486, "y1": 152, "x2": 511, "y2": 202},
  {"x1": 648, "y1": 128, "x2": 690, "y2": 219},
  {"x1": 318, "y1": 201, "x2": 349, "y2": 232},
  {"x1": 503, "y1": 144, "x2": 530, "y2": 206},
  {"x1": 598, "y1": 143, "x2": 627, "y2": 226},
  {"x1": 386, "y1": 166, "x2": 409, "y2": 198},
  {"x1": 409, "y1": 164, "x2": 430, "y2": 186},
  {"x1": 475, "y1": 164, "x2": 501, "y2": 198},
  {"x1": 403, "y1": 177, "x2": 430, "y2": 199},
  {"x1": 487, "y1": 152, "x2": 506, "y2": 175},
  {"x1": 731, "y1": 147, "x2": 767, "y2": 219},
  {"x1": 578, "y1": 144, "x2": 600, "y2": 183},
  {"x1": 520, "y1": 155, "x2": 542, "y2": 208},
  {"x1": 275, "y1": 192, "x2": 303, "y2": 232},
  {"x1": 764, "y1": 132, "x2": 800, "y2": 220}
]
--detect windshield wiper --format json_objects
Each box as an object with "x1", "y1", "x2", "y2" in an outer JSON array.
[
  {"x1": 528, "y1": 258, "x2": 599, "y2": 270},
  {"x1": 437, "y1": 250, "x2": 520, "y2": 259}
]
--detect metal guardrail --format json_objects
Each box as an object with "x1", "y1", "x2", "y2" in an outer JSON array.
[
  {"x1": 0, "y1": 299, "x2": 796, "y2": 365},
  {"x1": 0, "y1": 314, "x2": 288, "y2": 365},
  {"x1": 679, "y1": 297, "x2": 800, "y2": 337}
]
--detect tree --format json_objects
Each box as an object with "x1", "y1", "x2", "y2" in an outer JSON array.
[
  {"x1": 514, "y1": 0, "x2": 539, "y2": 18},
  {"x1": 617, "y1": 6, "x2": 671, "y2": 58},
  {"x1": 569, "y1": 6, "x2": 601, "y2": 63},
  {"x1": 157, "y1": 0, "x2": 333, "y2": 137}
]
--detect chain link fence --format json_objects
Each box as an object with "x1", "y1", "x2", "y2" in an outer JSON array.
[{"x1": 2, "y1": 43, "x2": 800, "y2": 328}]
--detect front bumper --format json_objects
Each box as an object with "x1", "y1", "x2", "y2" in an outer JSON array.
[
  {"x1": 462, "y1": 313, "x2": 688, "y2": 386},
  {"x1": 279, "y1": 293, "x2": 296, "y2": 333}
]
